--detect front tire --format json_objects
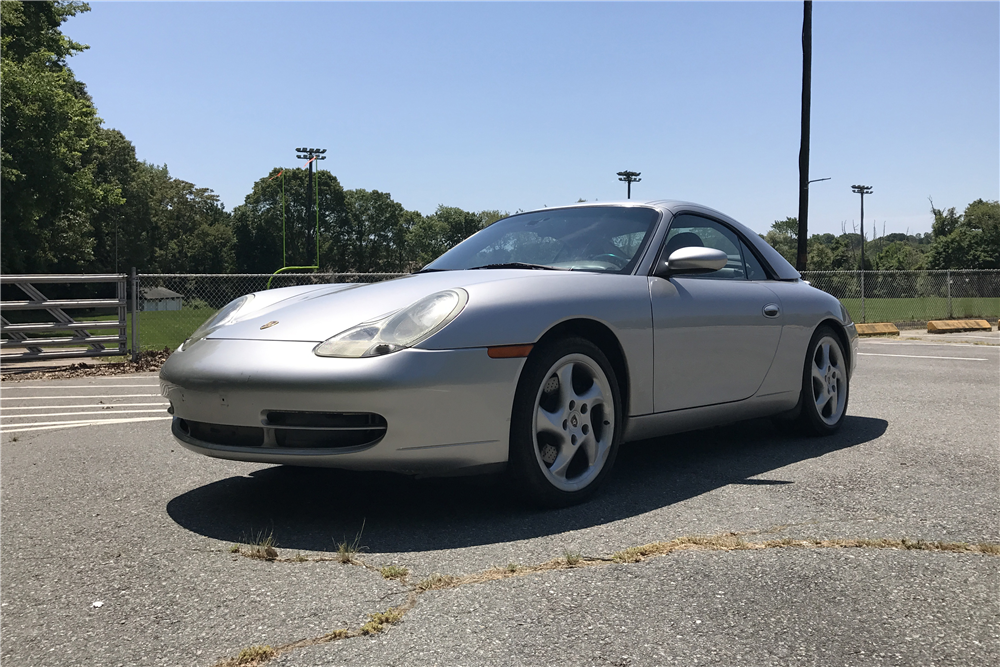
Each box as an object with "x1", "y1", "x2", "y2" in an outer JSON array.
[
  {"x1": 798, "y1": 325, "x2": 850, "y2": 435},
  {"x1": 508, "y1": 338, "x2": 623, "y2": 508}
]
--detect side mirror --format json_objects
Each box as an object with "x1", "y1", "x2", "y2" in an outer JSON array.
[{"x1": 653, "y1": 247, "x2": 728, "y2": 278}]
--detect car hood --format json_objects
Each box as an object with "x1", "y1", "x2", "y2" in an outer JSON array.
[{"x1": 207, "y1": 270, "x2": 567, "y2": 344}]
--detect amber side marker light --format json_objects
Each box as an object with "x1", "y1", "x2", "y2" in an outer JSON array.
[{"x1": 487, "y1": 344, "x2": 534, "y2": 359}]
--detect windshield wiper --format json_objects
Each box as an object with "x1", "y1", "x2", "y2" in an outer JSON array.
[{"x1": 468, "y1": 262, "x2": 569, "y2": 271}]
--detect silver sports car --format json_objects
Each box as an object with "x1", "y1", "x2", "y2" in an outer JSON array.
[{"x1": 160, "y1": 200, "x2": 857, "y2": 507}]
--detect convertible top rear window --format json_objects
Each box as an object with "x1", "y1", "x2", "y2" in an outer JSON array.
[{"x1": 424, "y1": 206, "x2": 660, "y2": 274}]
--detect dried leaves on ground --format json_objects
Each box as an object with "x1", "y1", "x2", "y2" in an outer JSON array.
[{"x1": 1, "y1": 348, "x2": 172, "y2": 382}]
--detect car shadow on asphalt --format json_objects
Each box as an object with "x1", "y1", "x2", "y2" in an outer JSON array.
[{"x1": 166, "y1": 415, "x2": 887, "y2": 553}]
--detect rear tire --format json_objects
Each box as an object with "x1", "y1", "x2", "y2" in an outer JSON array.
[
  {"x1": 508, "y1": 337, "x2": 622, "y2": 508},
  {"x1": 797, "y1": 325, "x2": 849, "y2": 435}
]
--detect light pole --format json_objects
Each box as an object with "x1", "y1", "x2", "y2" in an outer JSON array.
[
  {"x1": 851, "y1": 184, "x2": 873, "y2": 270},
  {"x1": 796, "y1": 0, "x2": 813, "y2": 271},
  {"x1": 851, "y1": 184, "x2": 873, "y2": 323},
  {"x1": 296, "y1": 147, "x2": 326, "y2": 263},
  {"x1": 617, "y1": 170, "x2": 641, "y2": 199}
]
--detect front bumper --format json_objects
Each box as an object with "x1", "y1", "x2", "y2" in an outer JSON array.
[{"x1": 159, "y1": 339, "x2": 525, "y2": 474}]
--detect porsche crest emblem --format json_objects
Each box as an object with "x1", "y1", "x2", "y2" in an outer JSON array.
[{"x1": 260, "y1": 321, "x2": 279, "y2": 330}]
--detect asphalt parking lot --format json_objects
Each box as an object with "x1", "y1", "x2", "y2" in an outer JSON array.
[{"x1": 2, "y1": 334, "x2": 998, "y2": 667}]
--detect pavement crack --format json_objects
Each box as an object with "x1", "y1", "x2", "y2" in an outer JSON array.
[{"x1": 211, "y1": 530, "x2": 999, "y2": 667}]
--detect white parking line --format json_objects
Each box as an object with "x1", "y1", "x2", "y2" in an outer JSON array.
[
  {"x1": 858, "y1": 352, "x2": 988, "y2": 361},
  {"x1": 1, "y1": 384, "x2": 159, "y2": 390},
  {"x1": 1, "y1": 416, "x2": 173, "y2": 433},
  {"x1": 0, "y1": 394, "x2": 164, "y2": 400},
  {"x1": 1, "y1": 402, "x2": 167, "y2": 410},
  {"x1": 862, "y1": 341, "x2": 999, "y2": 349},
  {"x1": 2, "y1": 409, "x2": 169, "y2": 419}
]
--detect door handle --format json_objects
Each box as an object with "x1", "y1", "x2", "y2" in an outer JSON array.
[{"x1": 763, "y1": 303, "x2": 780, "y2": 318}]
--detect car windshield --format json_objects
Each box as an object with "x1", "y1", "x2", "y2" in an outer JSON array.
[{"x1": 423, "y1": 206, "x2": 661, "y2": 274}]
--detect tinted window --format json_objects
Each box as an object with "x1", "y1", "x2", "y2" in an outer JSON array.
[{"x1": 657, "y1": 214, "x2": 746, "y2": 280}]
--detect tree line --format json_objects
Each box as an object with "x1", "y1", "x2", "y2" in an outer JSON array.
[
  {"x1": 3, "y1": 2, "x2": 997, "y2": 276},
  {"x1": 1, "y1": 2, "x2": 504, "y2": 276},
  {"x1": 763, "y1": 197, "x2": 999, "y2": 272}
]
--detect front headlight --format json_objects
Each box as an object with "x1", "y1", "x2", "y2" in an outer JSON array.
[
  {"x1": 314, "y1": 289, "x2": 468, "y2": 358},
  {"x1": 180, "y1": 294, "x2": 255, "y2": 350}
]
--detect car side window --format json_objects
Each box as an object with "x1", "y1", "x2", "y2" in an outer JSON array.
[
  {"x1": 740, "y1": 240, "x2": 769, "y2": 280},
  {"x1": 658, "y1": 214, "x2": 746, "y2": 280}
]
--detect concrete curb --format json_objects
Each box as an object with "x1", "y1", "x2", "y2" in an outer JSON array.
[
  {"x1": 856, "y1": 323, "x2": 900, "y2": 337},
  {"x1": 926, "y1": 319, "x2": 992, "y2": 334}
]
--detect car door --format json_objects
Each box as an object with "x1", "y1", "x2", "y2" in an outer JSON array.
[{"x1": 650, "y1": 214, "x2": 783, "y2": 412}]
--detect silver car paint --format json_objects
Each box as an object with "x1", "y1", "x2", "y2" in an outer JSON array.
[
  {"x1": 161, "y1": 341, "x2": 521, "y2": 473},
  {"x1": 160, "y1": 199, "x2": 856, "y2": 474}
]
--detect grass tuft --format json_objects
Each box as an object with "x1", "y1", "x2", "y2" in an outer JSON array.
[
  {"x1": 379, "y1": 565, "x2": 409, "y2": 580},
  {"x1": 416, "y1": 573, "x2": 457, "y2": 591},
  {"x1": 243, "y1": 531, "x2": 279, "y2": 561},
  {"x1": 230, "y1": 644, "x2": 276, "y2": 666},
  {"x1": 505, "y1": 562, "x2": 519, "y2": 573},
  {"x1": 563, "y1": 551, "x2": 582, "y2": 566},
  {"x1": 229, "y1": 544, "x2": 241, "y2": 554},
  {"x1": 335, "y1": 520, "x2": 366, "y2": 564},
  {"x1": 359, "y1": 607, "x2": 405, "y2": 635}
]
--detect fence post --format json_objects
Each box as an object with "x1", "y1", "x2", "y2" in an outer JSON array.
[
  {"x1": 131, "y1": 267, "x2": 139, "y2": 362},
  {"x1": 860, "y1": 270, "x2": 866, "y2": 323},
  {"x1": 946, "y1": 270, "x2": 952, "y2": 319}
]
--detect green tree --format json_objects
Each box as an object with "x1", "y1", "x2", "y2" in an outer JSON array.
[
  {"x1": 343, "y1": 189, "x2": 411, "y2": 272},
  {"x1": 762, "y1": 217, "x2": 798, "y2": 266},
  {"x1": 406, "y1": 205, "x2": 507, "y2": 269},
  {"x1": 0, "y1": 1, "x2": 121, "y2": 272},
  {"x1": 927, "y1": 199, "x2": 1000, "y2": 269},
  {"x1": 146, "y1": 166, "x2": 234, "y2": 273},
  {"x1": 873, "y1": 241, "x2": 925, "y2": 270},
  {"x1": 85, "y1": 128, "x2": 157, "y2": 272},
  {"x1": 231, "y1": 168, "x2": 348, "y2": 273}
]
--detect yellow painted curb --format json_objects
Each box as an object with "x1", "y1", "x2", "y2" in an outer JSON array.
[
  {"x1": 855, "y1": 323, "x2": 899, "y2": 336},
  {"x1": 926, "y1": 319, "x2": 992, "y2": 333}
]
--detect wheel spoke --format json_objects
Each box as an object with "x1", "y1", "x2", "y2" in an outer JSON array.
[
  {"x1": 556, "y1": 364, "x2": 576, "y2": 405},
  {"x1": 811, "y1": 363, "x2": 826, "y2": 384},
  {"x1": 548, "y1": 448, "x2": 575, "y2": 480},
  {"x1": 580, "y1": 433, "x2": 599, "y2": 466},
  {"x1": 576, "y1": 382, "x2": 605, "y2": 408},
  {"x1": 536, "y1": 406, "x2": 567, "y2": 439},
  {"x1": 815, "y1": 387, "x2": 833, "y2": 414},
  {"x1": 820, "y1": 342, "x2": 831, "y2": 371}
]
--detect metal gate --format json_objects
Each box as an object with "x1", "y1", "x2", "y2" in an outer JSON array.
[{"x1": 0, "y1": 274, "x2": 128, "y2": 363}]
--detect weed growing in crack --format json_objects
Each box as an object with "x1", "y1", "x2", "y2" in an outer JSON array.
[
  {"x1": 335, "y1": 519, "x2": 366, "y2": 564},
  {"x1": 242, "y1": 530, "x2": 279, "y2": 561},
  {"x1": 505, "y1": 562, "x2": 519, "y2": 573},
  {"x1": 564, "y1": 551, "x2": 582, "y2": 566},
  {"x1": 229, "y1": 544, "x2": 240, "y2": 554},
  {"x1": 227, "y1": 644, "x2": 275, "y2": 666},
  {"x1": 416, "y1": 573, "x2": 457, "y2": 591},
  {"x1": 359, "y1": 607, "x2": 405, "y2": 635},
  {"x1": 292, "y1": 553, "x2": 308, "y2": 562},
  {"x1": 380, "y1": 565, "x2": 409, "y2": 580}
]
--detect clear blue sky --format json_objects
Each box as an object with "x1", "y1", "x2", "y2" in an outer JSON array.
[{"x1": 69, "y1": 1, "x2": 998, "y2": 237}]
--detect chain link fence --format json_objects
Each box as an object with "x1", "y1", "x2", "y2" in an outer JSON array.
[
  {"x1": 133, "y1": 273, "x2": 404, "y2": 352},
  {"x1": 800, "y1": 269, "x2": 1000, "y2": 324},
  {"x1": 130, "y1": 269, "x2": 1000, "y2": 352}
]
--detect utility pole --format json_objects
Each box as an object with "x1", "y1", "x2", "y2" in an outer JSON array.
[
  {"x1": 796, "y1": 0, "x2": 813, "y2": 271},
  {"x1": 617, "y1": 171, "x2": 641, "y2": 199},
  {"x1": 295, "y1": 147, "x2": 326, "y2": 259},
  {"x1": 851, "y1": 184, "x2": 873, "y2": 270}
]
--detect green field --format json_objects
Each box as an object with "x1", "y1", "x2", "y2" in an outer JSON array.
[
  {"x1": 839, "y1": 297, "x2": 1000, "y2": 324},
  {"x1": 28, "y1": 297, "x2": 1000, "y2": 356},
  {"x1": 79, "y1": 306, "x2": 216, "y2": 352}
]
